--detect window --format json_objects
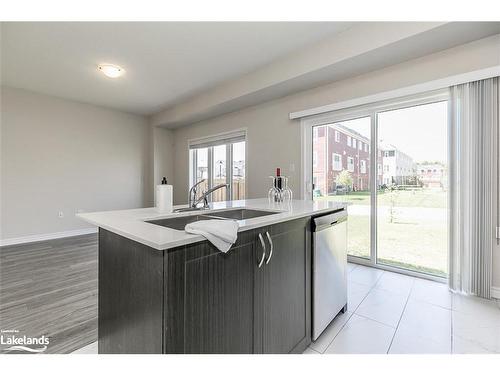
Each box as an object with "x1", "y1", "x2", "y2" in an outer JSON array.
[
  {"x1": 358, "y1": 141, "x2": 363, "y2": 150},
  {"x1": 332, "y1": 153, "x2": 342, "y2": 171},
  {"x1": 365, "y1": 144, "x2": 369, "y2": 152},
  {"x1": 347, "y1": 136, "x2": 352, "y2": 147},
  {"x1": 347, "y1": 157, "x2": 354, "y2": 172},
  {"x1": 335, "y1": 130, "x2": 340, "y2": 142},
  {"x1": 192, "y1": 148, "x2": 209, "y2": 196},
  {"x1": 384, "y1": 165, "x2": 390, "y2": 172},
  {"x1": 231, "y1": 141, "x2": 246, "y2": 200},
  {"x1": 378, "y1": 163, "x2": 382, "y2": 174},
  {"x1": 189, "y1": 130, "x2": 246, "y2": 202},
  {"x1": 360, "y1": 160, "x2": 367, "y2": 174},
  {"x1": 352, "y1": 139, "x2": 356, "y2": 149}
]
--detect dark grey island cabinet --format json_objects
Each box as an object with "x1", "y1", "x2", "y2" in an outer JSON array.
[{"x1": 98, "y1": 217, "x2": 312, "y2": 354}]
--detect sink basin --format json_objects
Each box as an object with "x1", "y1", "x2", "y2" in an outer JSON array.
[
  {"x1": 146, "y1": 214, "x2": 218, "y2": 231},
  {"x1": 146, "y1": 209, "x2": 281, "y2": 231},
  {"x1": 207, "y1": 208, "x2": 281, "y2": 220}
]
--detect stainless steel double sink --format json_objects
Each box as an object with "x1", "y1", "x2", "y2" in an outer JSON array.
[{"x1": 146, "y1": 208, "x2": 281, "y2": 231}]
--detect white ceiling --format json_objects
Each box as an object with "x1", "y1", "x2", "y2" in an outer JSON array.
[
  {"x1": 149, "y1": 22, "x2": 500, "y2": 127},
  {"x1": 0, "y1": 22, "x2": 354, "y2": 115}
]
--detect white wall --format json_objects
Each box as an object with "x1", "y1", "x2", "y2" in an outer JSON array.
[
  {"x1": 0, "y1": 87, "x2": 152, "y2": 240},
  {"x1": 167, "y1": 34, "x2": 500, "y2": 288},
  {"x1": 152, "y1": 126, "x2": 174, "y2": 202}
]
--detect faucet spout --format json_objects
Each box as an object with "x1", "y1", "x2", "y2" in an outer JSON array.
[
  {"x1": 193, "y1": 183, "x2": 230, "y2": 208},
  {"x1": 203, "y1": 183, "x2": 230, "y2": 197}
]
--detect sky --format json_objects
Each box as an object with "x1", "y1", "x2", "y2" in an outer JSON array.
[
  {"x1": 337, "y1": 101, "x2": 448, "y2": 164},
  {"x1": 196, "y1": 141, "x2": 245, "y2": 171}
]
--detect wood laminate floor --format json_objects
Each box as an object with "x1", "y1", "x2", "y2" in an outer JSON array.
[{"x1": 0, "y1": 234, "x2": 98, "y2": 354}]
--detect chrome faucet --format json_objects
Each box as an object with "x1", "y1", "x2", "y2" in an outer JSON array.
[
  {"x1": 192, "y1": 183, "x2": 230, "y2": 209},
  {"x1": 173, "y1": 180, "x2": 230, "y2": 213},
  {"x1": 188, "y1": 179, "x2": 206, "y2": 208}
]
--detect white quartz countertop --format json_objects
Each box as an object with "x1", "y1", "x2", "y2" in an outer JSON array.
[{"x1": 77, "y1": 198, "x2": 347, "y2": 250}]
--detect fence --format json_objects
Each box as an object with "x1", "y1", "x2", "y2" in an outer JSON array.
[{"x1": 210, "y1": 178, "x2": 246, "y2": 202}]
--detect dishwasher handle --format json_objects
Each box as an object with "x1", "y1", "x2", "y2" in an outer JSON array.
[{"x1": 312, "y1": 210, "x2": 347, "y2": 232}]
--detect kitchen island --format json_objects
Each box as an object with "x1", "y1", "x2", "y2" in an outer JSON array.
[{"x1": 78, "y1": 198, "x2": 347, "y2": 354}]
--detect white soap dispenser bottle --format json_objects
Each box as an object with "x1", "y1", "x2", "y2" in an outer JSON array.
[{"x1": 156, "y1": 177, "x2": 173, "y2": 213}]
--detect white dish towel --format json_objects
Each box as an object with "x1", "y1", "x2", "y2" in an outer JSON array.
[{"x1": 185, "y1": 219, "x2": 239, "y2": 253}]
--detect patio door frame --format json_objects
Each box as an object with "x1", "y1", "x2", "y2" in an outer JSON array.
[{"x1": 301, "y1": 89, "x2": 450, "y2": 282}]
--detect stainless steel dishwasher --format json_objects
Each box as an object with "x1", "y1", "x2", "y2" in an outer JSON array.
[{"x1": 312, "y1": 209, "x2": 348, "y2": 341}]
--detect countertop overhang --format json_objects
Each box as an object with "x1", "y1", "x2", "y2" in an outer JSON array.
[{"x1": 77, "y1": 198, "x2": 347, "y2": 250}]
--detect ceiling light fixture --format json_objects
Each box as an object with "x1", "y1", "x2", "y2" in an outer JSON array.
[{"x1": 98, "y1": 64, "x2": 125, "y2": 78}]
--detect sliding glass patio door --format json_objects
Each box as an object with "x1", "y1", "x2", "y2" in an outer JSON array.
[
  {"x1": 311, "y1": 93, "x2": 449, "y2": 278},
  {"x1": 376, "y1": 101, "x2": 448, "y2": 277}
]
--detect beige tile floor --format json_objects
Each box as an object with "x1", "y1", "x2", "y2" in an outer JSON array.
[
  {"x1": 72, "y1": 263, "x2": 500, "y2": 354},
  {"x1": 305, "y1": 263, "x2": 500, "y2": 354}
]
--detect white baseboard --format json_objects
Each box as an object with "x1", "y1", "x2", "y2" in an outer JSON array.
[
  {"x1": 0, "y1": 227, "x2": 98, "y2": 247},
  {"x1": 491, "y1": 286, "x2": 500, "y2": 300}
]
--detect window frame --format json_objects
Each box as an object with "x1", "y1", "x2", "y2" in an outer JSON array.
[
  {"x1": 332, "y1": 152, "x2": 342, "y2": 171},
  {"x1": 302, "y1": 89, "x2": 449, "y2": 199},
  {"x1": 347, "y1": 156, "x2": 355, "y2": 172},
  {"x1": 335, "y1": 130, "x2": 340, "y2": 142},
  {"x1": 360, "y1": 159, "x2": 367, "y2": 174},
  {"x1": 188, "y1": 129, "x2": 247, "y2": 202},
  {"x1": 300, "y1": 88, "x2": 450, "y2": 283}
]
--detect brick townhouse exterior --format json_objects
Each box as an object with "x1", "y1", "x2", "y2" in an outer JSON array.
[
  {"x1": 416, "y1": 162, "x2": 447, "y2": 188},
  {"x1": 313, "y1": 124, "x2": 384, "y2": 195}
]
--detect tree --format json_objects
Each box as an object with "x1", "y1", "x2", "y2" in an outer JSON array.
[
  {"x1": 335, "y1": 170, "x2": 353, "y2": 188},
  {"x1": 386, "y1": 183, "x2": 400, "y2": 223}
]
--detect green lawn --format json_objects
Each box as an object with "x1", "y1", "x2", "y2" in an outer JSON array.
[
  {"x1": 317, "y1": 189, "x2": 448, "y2": 277},
  {"x1": 316, "y1": 189, "x2": 447, "y2": 209}
]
